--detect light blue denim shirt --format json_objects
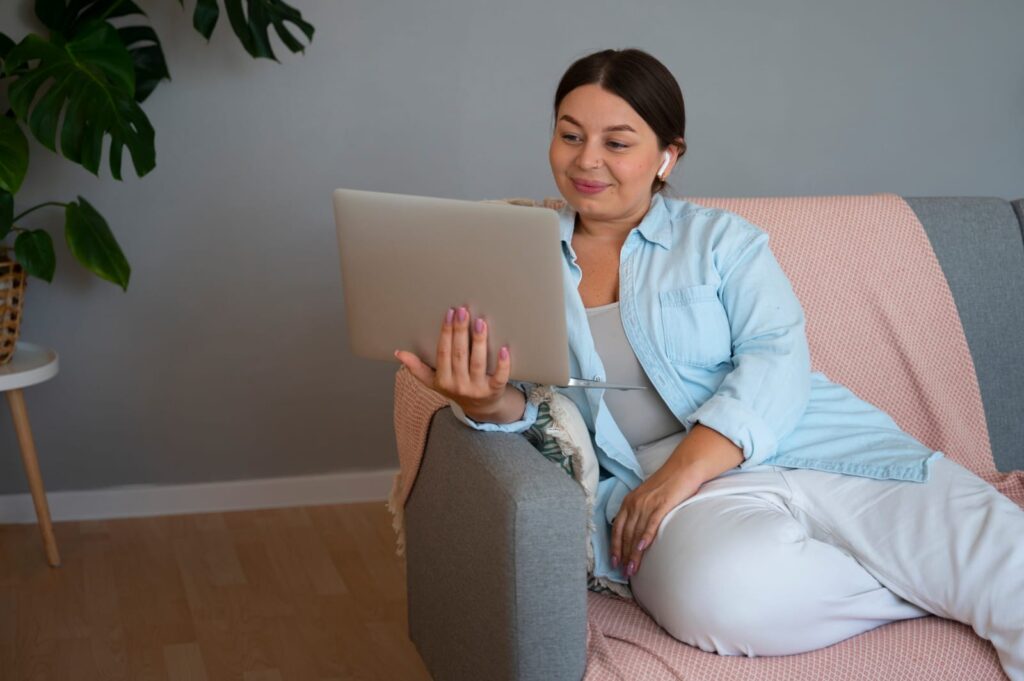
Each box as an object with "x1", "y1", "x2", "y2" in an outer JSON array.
[{"x1": 449, "y1": 193, "x2": 943, "y2": 585}]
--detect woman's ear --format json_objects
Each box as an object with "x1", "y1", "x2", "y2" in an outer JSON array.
[
  {"x1": 660, "y1": 139, "x2": 686, "y2": 179},
  {"x1": 658, "y1": 152, "x2": 672, "y2": 178},
  {"x1": 674, "y1": 137, "x2": 687, "y2": 159}
]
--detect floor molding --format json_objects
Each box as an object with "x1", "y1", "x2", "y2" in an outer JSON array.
[{"x1": 0, "y1": 468, "x2": 398, "y2": 524}]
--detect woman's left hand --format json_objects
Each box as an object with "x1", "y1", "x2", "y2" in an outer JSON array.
[
  {"x1": 611, "y1": 462, "x2": 703, "y2": 579},
  {"x1": 612, "y1": 424, "x2": 744, "y2": 579}
]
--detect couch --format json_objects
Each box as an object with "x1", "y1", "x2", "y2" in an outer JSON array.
[{"x1": 403, "y1": 196, "x2": 1024, "y2": 681}]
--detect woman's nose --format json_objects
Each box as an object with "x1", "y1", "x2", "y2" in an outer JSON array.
[{"x1": 576, "y1": 143, "x2": 604, "y2": 171}]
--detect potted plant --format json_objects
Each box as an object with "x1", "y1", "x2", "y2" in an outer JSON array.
[{"x1": 0, "y1": 0, "x2": 314, "y2": 362}]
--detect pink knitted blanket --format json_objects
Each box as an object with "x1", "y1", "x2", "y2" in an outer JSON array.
[{"x1": 388, "y1": 194, "x2": 1024, "y2": 680}]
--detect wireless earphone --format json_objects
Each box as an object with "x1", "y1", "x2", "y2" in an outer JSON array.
[{"x1": 657, "y1": 151, "x2": 671, "y2": 179}]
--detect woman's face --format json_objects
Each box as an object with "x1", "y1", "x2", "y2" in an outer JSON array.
[{"x1": 549, "y1": 84, "x2": 670, "y2": 226}]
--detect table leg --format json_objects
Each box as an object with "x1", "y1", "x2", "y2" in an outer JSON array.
[{"x1": 6, "y1": 389, "x2": 61, "y2": 567}]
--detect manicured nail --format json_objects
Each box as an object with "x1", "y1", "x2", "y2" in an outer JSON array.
[
  {"x1": 458, "y1": 307, "x2": 468, "y2": 322},
  {"x1": 474, "y1": 318, "x2": 484, "y2": 334},
  {"x1": 611, "y1": 555, "x2": 619, "y2": 569},
  {"x1": 626, "y1": 561, "x2": 636, "y2": 577},
  {"x1": 499, "y1": 346, "x2": 509, "y2": 360},
  {"x1": 636, "y1": 539, "x2": 647, "y2": 552},
  {"x1": 445, "y1": 308, "x2": 454, "y2": 324}
]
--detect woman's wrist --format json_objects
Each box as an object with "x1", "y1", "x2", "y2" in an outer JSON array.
[{"x1": 462, "y1": 385, "x2": 527, "y2": 424}]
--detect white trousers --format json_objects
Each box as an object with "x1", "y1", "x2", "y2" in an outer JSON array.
[{"x1": 629, "y1": 443, "x2": 1024, "y2": 680}]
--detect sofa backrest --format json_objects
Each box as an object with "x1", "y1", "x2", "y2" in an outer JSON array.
[{"x1": 906, "y1": 197, "x2": 1024, "y2": 472}]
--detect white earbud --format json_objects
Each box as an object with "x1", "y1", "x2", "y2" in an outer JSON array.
[{"x1": 657, "y1": 151, "x2": 671, "y2": 179}]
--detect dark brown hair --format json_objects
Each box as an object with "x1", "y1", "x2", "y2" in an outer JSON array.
[{"x1": 553, "y1": 48, "x2": 687, "y2": 193}]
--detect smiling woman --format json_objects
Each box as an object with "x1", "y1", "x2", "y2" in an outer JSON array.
[
  {"x1": 549, "y1": 48, "x2": 688, "y2": 232},
  {"x1": 396, "y1": 47, "x2": 1024, "y2": 678}
]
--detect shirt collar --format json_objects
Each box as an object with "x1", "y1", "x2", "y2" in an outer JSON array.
[{"x1": 557, "y1": 193, "x2": 673, "y2": 250}]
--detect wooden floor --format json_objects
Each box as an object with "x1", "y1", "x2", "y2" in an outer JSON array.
[{"x1": 0, "y1": 502, "x2": 434, "y2": 680}]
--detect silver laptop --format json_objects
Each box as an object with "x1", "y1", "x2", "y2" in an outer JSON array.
[{"x1": 331, "y1": 188, "x2": 645, "y2": 390}]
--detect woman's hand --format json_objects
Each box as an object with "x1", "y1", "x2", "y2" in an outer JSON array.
[
  {"x1": 611, "y1": 462, "x2": 703, "y2": 579},
  {"x1": 613, "y1": 423, "x2": 744, "y2": 578},
  {"x1": 394, "y1": 305, "x2": 512, "y2": 420}
]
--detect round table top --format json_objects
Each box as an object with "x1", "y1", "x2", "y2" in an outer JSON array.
[{"x1": 0, "y1": 342, "x2": 59, "y2": 392}]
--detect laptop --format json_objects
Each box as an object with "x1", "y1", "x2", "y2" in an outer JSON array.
[{"x1": 331, "y1": 188, "x2": 646, "y2": 390}]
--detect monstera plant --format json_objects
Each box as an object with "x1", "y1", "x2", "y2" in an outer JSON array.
[{"x1": 0, "y1": 0, "x2": 314, "y2": 290}]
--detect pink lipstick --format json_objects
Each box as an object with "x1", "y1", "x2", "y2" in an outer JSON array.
[{"x1": 572, "y1": 179, "x2": 609, "y2": 195}]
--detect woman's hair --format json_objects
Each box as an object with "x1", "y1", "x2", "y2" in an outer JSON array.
[{"x1": 553, "y1": 48, "x2": 687, "y2": 193}]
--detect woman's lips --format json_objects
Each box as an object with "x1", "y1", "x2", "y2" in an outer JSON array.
[{"x1": 571, "y1": 178, "x2": 609, "y2": 195}]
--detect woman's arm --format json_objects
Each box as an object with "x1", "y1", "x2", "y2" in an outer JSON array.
[
  {"x1": 611, "y1": 423, "x2": 742, "y2": 576},
  {"x1": 666, "y1": 422, "x2": 744, "y2": 481},
  {"x1": 682, "y1": 226, "x2": 812, "y2": 469},
  {"x1": 614, "y1": 220, "x2": 811, "y2": 577}
]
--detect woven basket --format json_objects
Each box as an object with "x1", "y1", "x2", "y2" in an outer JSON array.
[{"x1": 0, "y1": 247, "x2": 26, "y2": 365}]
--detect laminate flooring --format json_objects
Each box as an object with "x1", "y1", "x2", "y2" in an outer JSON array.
[{"x1": 0, "y1": 502, "x2": 433, "y2": 680}]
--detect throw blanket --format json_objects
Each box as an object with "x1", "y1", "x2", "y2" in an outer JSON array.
[{"x1": 386, "y1": 193, "x2": 1024, "y2": 680}]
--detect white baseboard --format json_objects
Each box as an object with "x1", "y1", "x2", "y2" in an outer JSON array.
[{"x1": 0, "y1": 468, "x2": 399, "y2": 524}]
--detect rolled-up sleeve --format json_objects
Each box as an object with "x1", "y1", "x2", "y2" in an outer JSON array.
[
  {"x1": 682, "y1": 228, "x2": 811, "y2": 468},
  {"x1": 448, "y1": 379, "x2": 541, "y2": 433}
]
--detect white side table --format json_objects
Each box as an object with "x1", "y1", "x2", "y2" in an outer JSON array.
[{"x1": 1, "y1": 342, "x2": 60, "y2": 567}]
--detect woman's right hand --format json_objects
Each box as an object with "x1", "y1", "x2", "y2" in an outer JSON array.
[{"x1": 394, "y1": 305, "x2": 513, "y2": 420}]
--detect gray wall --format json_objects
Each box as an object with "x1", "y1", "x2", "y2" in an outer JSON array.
[{"x1": 1, "y1": 0, "x2": 1022, "y2": 494}]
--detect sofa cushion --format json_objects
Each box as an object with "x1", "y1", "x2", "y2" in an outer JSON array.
[{"x1": 905, "y1": 197, "x2": 1024, "y2": 472}]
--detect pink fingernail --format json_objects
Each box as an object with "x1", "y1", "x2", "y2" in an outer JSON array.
[
  {"x1": 499, "y1": 346, "x2": 509, "y2": 360},
  {"x1": 626, "y1": 561, "x2": 636, "y2": 577},
  {"x1": 611, "y1": 555, "x2": 619, "y2": 569},
  {"x1": 445, "y1": 308, "x2": 454, "y2": 324},
  {"x1": 636, "y1": 539, "x2": 647, "y2": 552},
  {"x1": 458, "y1": 307, "x2": 468, "y2": 322},
  {"x1": 474, "y1": 318, "x2": 484, "y2": 333}
]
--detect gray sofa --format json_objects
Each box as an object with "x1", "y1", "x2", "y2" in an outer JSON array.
[{"x1": 404, "y1": 197, "x2": 1024, "y2": 681}]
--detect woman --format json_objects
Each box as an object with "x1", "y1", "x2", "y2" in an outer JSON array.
[{"x1": 395, "y1": 49, "x2": 1023, "y2": 676}]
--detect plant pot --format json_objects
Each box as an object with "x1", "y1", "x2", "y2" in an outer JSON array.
[{"x1": 0, "y1": 247, "x2": 26, "y2": 365}]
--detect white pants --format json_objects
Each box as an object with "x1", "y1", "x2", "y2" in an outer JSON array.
[{"x1": 629, "y1": 443, "x2": 1024, "y2": 680}]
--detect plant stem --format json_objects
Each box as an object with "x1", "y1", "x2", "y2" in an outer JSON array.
[{"x1": 13, "y1": 202, "x2": 67, "y2": 221}]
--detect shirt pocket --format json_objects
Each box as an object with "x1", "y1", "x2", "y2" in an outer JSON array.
[{"x1": 659, "y1": 284, "x2": 732, "y2": 368}]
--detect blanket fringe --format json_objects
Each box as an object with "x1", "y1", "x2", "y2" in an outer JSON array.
[{"x1": 532, "y1": 385, "x2": 634, "y2": 601}]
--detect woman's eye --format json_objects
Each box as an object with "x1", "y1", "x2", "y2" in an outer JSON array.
[
  {"x1": 561, "y1": 133, "x2": 581, "y2": 143},
  {"x1": 606, "y1": 141, "x2": 629, "y2": 150}
]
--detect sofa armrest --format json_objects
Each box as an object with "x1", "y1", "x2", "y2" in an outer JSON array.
[{"x1": 405, "y1": 407, "x2": 589, "y2": 681}]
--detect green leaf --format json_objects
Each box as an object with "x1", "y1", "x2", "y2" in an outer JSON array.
[
  {"x1": 68, "y1": 0, "x2": 143, "y2": 26},
  {"x1": 14, "y1": 229, "x2": 56, "y2": 283},
  {"x1": 5, "y1": 22, "x2": 156, "y2": 180},
  {"x1": 0, "y1": 116, "x2": 30, "y2": 194},
  {"x1": 176, "y1": 0, "x2": 221, "y2": 36},
  {"x1": 0, "y1": 31, "x2": 14, "y2": 65},
  {"x1": 65, "y1": 196, "x2": 130, "y2": 290},
  {"x1": 1, "y1": 31, "x2": 29, "y2": 81},
  {"x1": 222, "y1": 0, "x2": 314, "y2": 61},
  {"x1": 34, "y1": 0, "x2": 68, "y2": 32},
  {"x1": 192, "y1": 0, "x2": 221, "y2": 40},
  {"x1": 49, "y1": 0, "x2": 172, "y2": 103},
  {"x1": 0, "y1": 190, "x2": 12, "y2": 240},
  {"x1": 223, "y1": 0, "x2": 256, "y2": 55},
  {"x1": 116, "y1": 25, "x2": 171, "y2": 103},
  {"x1": 40, "y1": 0, "x2": 138, "y2": 36}
]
